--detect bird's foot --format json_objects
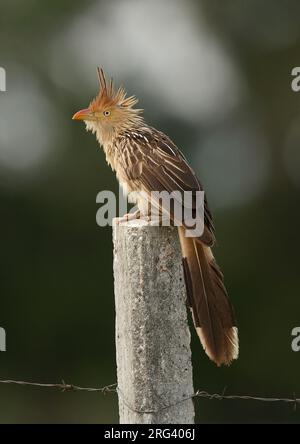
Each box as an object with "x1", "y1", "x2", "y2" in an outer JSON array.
[
  {"x1": 116, "y1": 211, "x2": 169, "y2": 225},
  {"x1": 139, "y1": 213, "x2": 151, "y2": 222},
  {"x1": 116, "y1": 210, "x2": 141, "y2": 224}
]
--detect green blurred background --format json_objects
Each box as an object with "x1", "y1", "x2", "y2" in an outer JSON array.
[{"x1": 1, "y1": 0, "x2": 300, "y2": 424}]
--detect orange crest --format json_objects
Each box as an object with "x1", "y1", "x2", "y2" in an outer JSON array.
[{"x1": 90, "y1": 68, "x2": 139, "y2": 112}]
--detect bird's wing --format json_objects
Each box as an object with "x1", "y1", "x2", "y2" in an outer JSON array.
[{"x1": 120, "y1": 127, "x2": 215, "y2": 246}]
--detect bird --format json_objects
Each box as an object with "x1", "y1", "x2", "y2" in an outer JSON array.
[{"x1": 73, "y1": 68, "x2": 238, "y2": 366}]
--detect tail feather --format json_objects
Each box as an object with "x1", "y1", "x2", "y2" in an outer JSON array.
[{"x1": 179, "y1": 227, "x2": 238, "y2": 366}]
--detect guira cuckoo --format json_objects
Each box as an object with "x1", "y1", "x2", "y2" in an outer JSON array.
[{"x1": 73, "y1": 68, "x2": 238, "y2": 366}]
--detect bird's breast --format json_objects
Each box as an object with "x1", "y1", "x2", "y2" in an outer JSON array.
[{"x1": 103, "y1": 137, "x2": 148, "y2": 211}]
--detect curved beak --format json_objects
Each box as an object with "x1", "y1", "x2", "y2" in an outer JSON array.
[{"x1": 72, "y1": 108, "x2": 92, "y2": 121}]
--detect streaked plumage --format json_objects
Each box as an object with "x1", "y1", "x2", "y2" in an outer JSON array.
[{"x1": 73, "y1": 68, "x2": 239, "y2": 366}]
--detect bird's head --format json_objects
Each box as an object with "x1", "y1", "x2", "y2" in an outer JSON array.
[{"x1": 72, "y1": 68, "x2": 143, "y2": 145}]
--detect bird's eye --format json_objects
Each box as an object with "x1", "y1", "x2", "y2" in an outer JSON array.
[{"x1": 103, "y1": 110, "x2": 111, "y2": 117}]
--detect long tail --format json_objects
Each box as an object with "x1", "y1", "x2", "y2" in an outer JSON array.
[{"x1": 178, "y1": 227, "x2": 238, "y2": 366}]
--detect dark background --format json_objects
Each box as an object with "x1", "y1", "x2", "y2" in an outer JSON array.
[{"x1": 1, "y1": 0, "x2": 300, "y2": 423}]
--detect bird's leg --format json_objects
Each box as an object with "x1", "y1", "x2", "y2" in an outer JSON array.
[
  {"x1": 116, "y1": 210, "x2": 154, "y2": 224},
  {"x1": 117, "y1": 204, "x2": 169, "y2": 225},
  {"x1": 139, "y1": 212, "x2": 151, "y2": 222},
  {"x1": 116, "y1": 210, "x2": 141, "y2": 224},
  {"x1": 139, "y1": 210, "x2": 171, "y2": 225}
]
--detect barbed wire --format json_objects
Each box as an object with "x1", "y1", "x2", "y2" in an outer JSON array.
[
  {"x1": 0, "y1": 379, "x2": 117, "y2": 394},
  {"x1": 0, "y1": 378, "x2": 299, "y2": 413}
]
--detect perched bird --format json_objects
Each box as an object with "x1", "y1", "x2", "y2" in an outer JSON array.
[{"x1": 73, "y1": 68, "x2": 238, "y2": 366}]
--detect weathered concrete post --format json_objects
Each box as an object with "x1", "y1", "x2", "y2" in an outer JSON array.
[{"x1": 113, "y1": 218, "x2": 195, "y2": 424}]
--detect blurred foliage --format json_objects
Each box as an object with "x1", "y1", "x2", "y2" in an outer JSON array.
[{"x1": 0, "y1": 0, "x2": 300, "y2": 423}]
